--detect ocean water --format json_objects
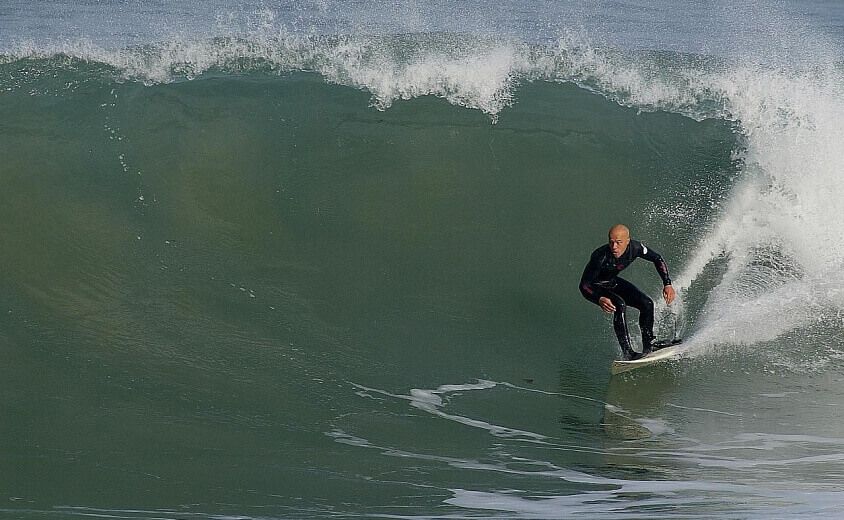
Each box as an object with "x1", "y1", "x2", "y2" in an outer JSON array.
[{"x1": 2, "y1": 1, "x2": 844, "y2": 518}]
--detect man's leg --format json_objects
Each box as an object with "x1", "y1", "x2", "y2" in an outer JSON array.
[
  {"x1": 604, "y1": 291, "x2": 637, "y2": 360},
  {"x1": 613, "y1": 278, "x2": 655, "y2": 353}
]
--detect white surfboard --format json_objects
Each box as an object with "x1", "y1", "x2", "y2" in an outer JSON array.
[{"x1": 610, "y1": 344, "x2": 684, "y2": 375}]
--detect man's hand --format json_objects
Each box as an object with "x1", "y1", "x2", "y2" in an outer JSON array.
[
  {"x1": 663, "y1": 285, "x2": 676, "y2": 305},
  {"x1": 598, "y1": 296, "x2": 616, "y2": 313}
]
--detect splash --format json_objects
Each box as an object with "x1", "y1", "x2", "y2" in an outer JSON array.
[{"x1": 673, "y1": 63, "x2": 844, "y2": 351}]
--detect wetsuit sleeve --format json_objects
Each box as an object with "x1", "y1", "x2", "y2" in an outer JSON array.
[
  {"x1": 639, "y1": 244, "x2": 672, "y2": 286},
  {"x1": 579, "y1": 249, "x2": 609, "y2": 304}
]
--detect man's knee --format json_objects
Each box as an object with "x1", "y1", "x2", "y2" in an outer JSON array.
[
  {"x1": 627, "y1": 291, "x2": 653, "y2": 314},
  {"x1": 612, "y1": 298, "x2": 626, "y2": 315}
]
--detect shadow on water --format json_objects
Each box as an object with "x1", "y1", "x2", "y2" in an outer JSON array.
[{"x1": 601, "y1": 360, "x2": 688, "y2": 440}]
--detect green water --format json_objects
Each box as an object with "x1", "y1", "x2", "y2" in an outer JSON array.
[{"x1": 6, "y1": 66, "x2": 844, "y2": 518}]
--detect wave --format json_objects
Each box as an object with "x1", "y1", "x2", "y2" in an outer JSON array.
[
  {"x1": 3, "y1": 28, "x2": 844, "y2": 359},
  {"x1": 1, "y1": 32, "x2": 729, "y2": 117}
]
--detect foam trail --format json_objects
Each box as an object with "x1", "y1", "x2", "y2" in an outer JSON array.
[
  {"x1": 675, "y1": 64, "x2": 844, "y2": 351},
  {"x1": 352, "y1": 381, "x2": 549, "y2": 442}
]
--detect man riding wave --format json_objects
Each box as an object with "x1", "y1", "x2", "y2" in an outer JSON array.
[{"x1": 579, "y1": 224, "x2": 676, "y2": 360}]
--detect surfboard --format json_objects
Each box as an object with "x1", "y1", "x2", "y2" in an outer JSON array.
[{"x1": 610, "y1": 339, "x2": 683, "y2": 375}]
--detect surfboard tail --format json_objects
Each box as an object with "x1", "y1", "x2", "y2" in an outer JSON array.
[{"x1": 610, "y1": 343, "x2": 684, "y2": 375}]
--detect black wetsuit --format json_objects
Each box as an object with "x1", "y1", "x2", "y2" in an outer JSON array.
[{"x1": 579, "y1": 240, "x2": 672, "y2": 359}]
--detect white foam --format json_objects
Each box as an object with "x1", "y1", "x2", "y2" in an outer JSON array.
[
  {"x1": 446, "y1": 485, "x2": 844, "y2": 519},
  {"x1": 673, "y1": 63, "x2": 844, "y2": 352},
  {"x1": 3, "y1": 33, "x2": 532, "y2": 117},
  {"x1": 352, "y1": 380, "x2": 549, "y2": 442},
  {"x1": 327, "y1": 427, "x2": 610, "y2": 485}
]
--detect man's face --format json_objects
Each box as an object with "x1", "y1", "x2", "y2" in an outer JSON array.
[{"x1": 608, "y1": 230, "x2": 630, "y2": 258}]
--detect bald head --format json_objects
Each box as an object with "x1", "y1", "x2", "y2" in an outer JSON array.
[
  {"x1": 608, "y1": 224, "x2": 630, "y2": 238},
  {"x1": 608, "y1": 224, "x2": 631, "y2": 258}
]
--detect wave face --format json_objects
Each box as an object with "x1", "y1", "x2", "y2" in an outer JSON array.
[
  {"x1": 3, "y1": 2, "x2": 844, "y2": 518},
  {"x1": 5, "y1": 12, "x2": 844, "y2": 360}
]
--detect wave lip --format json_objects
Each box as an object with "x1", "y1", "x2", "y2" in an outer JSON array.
[{"x1": 0, "y1": 32, "x2": 727, "y2": 118}]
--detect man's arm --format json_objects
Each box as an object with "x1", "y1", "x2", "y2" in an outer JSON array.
[
  {"x1": 638, "y1": 244, "x2": 675, "y2": 304},
  {"x1": 638, "y1": 244, "x2": 671, "y2": 285},
  {"x1": 579, "y1": 249, "x2": 609, "y2": 305}
]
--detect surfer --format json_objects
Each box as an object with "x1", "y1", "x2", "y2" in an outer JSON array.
[{"x1": 579, "y1": 224, "x2": 676, "y2": 360}]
